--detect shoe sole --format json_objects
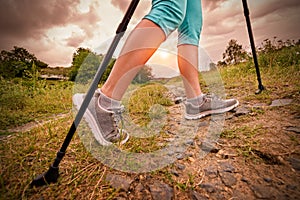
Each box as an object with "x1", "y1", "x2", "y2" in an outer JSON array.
[
  {"x1": 185, "y1": 100, "x2": 239, "y2": 120},
  {"x1": 72, "y1": 93, "x2": 129, "y2": 146}
]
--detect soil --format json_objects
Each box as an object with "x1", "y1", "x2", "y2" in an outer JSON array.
[
  {"x1": 4, "y1": 94, "x2": 299, "y2": 199},
  {"x1": 103, "y1": 95, "x2": 300, "y2": 199}
]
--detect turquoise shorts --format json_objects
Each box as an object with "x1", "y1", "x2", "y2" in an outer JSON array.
[{"x1": 144, "y1": 0, "x2": 203, "y2": 46}]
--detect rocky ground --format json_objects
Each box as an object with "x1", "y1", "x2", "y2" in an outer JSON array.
[
  {"x1": 1, "y1": 82, "x2": 299, "y2": 200},
  {"x1": 102, "y1": 96, "x2": 300, "y2": 200}
]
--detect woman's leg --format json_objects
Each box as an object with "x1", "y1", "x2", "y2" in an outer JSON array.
[
  {"x1": 177, "y1": 0, "x2": 239, "y2": 120},
  {"x1": 101, "y1": 0, "x2": 187, "y2": 101},
  {"x1": 177, "y1": 0, "x2": 203, "y2": 99},
  {"x1": 178, "y1": 44, "x2": 202, "y2": 99},
  {"x1": 101, "y1": 19, "x2": 166, "y2": 100}
]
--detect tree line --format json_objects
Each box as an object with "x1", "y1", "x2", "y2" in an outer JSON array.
[
  {"x1": 1, "y1": 37, "x2": 298, "y2": 81},
  {"x1": 0, "y1": 46, "x2": 48, "y2": 79},
  {"x1": 219, "y1": 37, "x2": 300, "y2": 66}
]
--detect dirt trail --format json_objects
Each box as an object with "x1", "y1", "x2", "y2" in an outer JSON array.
[
  {"x1": 0, "y1": 112, "x2": 71, "y2": 134},
  {"x1": 104, "y1": 96, "x2": 300, "y2": 199}
]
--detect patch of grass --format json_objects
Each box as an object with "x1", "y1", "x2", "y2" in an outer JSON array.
[
  {"x1": 0, "y1": 131, "x2": 12, "y2": 136},
  {"x1": 118, "y1": 83, "x2": 176, "y2": 153},
  {"x1": 289, "y1": 135, "x2": 299, "y2": 145},
  {"x1": 219, "y1": 57, "x2": 300, "y2": 103},
  {"x1": 221, "y1": 125, "x2": 263, "y2": 159},
  {"x1": 121, "y1": 132, "x2": 168, "y2": 153},
  {"x1": 0, "y1": 115, "x2": 116, "y2": 200},
  {"x1": 0, "y1": 78, "x2": 73, "y2": 130},
  {"x1": 127, "y1": 83, "x2": 173, "y2": 126},
  {"x1": 220, "y1": 129, "x2": 240, "y2": 139},
  {"x1": 226, "y1": 125, "x2": 265, "y2": 162},
  {"x1": 1, "y1": 41, "x2": 299, "y2": 199}
]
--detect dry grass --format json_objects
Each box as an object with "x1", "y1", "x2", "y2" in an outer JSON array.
[{"x1": 1, "y1": 46, "x2": 299, "y2": 199}]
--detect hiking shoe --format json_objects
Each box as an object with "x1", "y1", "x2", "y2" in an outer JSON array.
[
  {"x1": 72, "y1": 92, "x2": 129, "y2": 146},
  {"x1": 184, "y1": 94, "x2": 239, "y2": 120}
]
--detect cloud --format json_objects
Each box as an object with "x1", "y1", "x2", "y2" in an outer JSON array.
[
  {"x1": 0, "y1": 0, "x2": 79, "y2": 42},
  {"x1": 202, "y1": 0, "x2": 227, "y2": 12},
  {"x1": 1, "y1": 0, "x2": 299, "y2": 67},
  {"x1": 110, "y1": 0, "x2": 150, "y2": 19},
  {"x1": 0, "y1": 0, "x2": 102, "y2": 48},
  {"x1": 249, "y1": 0, "x2": 300, "y2": 19},
  {"x1": 110, "y1": 0, "x2": 130, "y2": 11},
  {"x1": 0, "y1": 0, "x2": 103, "y2": 66},
  {"x1": 65, "y1": 32, "x2": 86, "y2": 48},
  {"x1": 200, "y1": 0, "x2": 300, "y2": 62}
]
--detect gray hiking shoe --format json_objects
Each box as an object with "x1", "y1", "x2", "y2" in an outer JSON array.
[
  {"x1": 184, "y1": 94, "x2": 239, "y2": 120},
  {"x1": 72, "y1": 91, "x2": 129, "y2": 146}
]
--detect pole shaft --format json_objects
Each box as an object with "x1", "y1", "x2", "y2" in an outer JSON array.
[
  {"x1": 242, "y1": 0, "x2": 264, "y2": 91},
  {"x1": 51, "y1": 0, "x2": 140, "y2": 168}
]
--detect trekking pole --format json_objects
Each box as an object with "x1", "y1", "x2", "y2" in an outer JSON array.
[
  {"x1": 242, "y1": 0, "x2": 265, "y2": 94},
  {"x1": 30, "y1": 0, "x2": 140, "y2": 187}
]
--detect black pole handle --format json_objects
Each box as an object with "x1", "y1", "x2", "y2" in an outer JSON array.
[{"x1": 117, "y1": 0, "x2": 140, "y2": 34}]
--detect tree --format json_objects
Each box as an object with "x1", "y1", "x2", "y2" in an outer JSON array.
[
  {"x1": 222, "y1": 39, "x2": 248, "y2": 65},
  {"x1": 133, "y1": 65, "x2": 153, "y2": 84},
  {"x1": 68, "y1": 48, "x2": 92, "y2": 81},
  {"x1": 99, "y1": 58, "x2": 115, "y2": 84},
  {"x1": 0, "y1": 46, "x2": 48, "y2": 78},
  {"x1": 69, "y1": 47, "x2": 115, "y2": 84}
]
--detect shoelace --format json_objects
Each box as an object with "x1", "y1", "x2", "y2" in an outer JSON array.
[
  {"x1": 110, "y1": 106, "x2": 125, "y2": 132},
  {"x1": 203, "y1": 94, "x2": 222, "y2": 102}
]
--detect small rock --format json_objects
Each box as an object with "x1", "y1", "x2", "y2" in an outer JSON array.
[
  {"x1": 135, "y1": 183, "x2": 144, "y2": 193},
  {"x1": 251, "y1": 185, "x2": 274, "y2": 199},
  {"x1": 185, "y1": 139, "x2": 194, "y2": 146},
  {"x1": 132, "y1": 183, "x2": 149, "y2": 200},
  {"x1": 219, "y1": 162, "x2": 235, "y2": 173},
  {"x1": 234, "y1": 106, "x2": 251, "y2": 116},
  {"x1": 253, "y1": 103, "x2": 268, "y2": 108},
  {"x1": 285, "y1": 126, "x2": 300, "y2": 134},
  {"x1": 176, "y1": 163, "x2": 186, "y2": 170},
  {"x1": 170, "y1": 170, "x2": 179, "y2": 177},
  {"x1": 199, "y1": 183, "x2": 215, "y2": 193},
  {"x1": 175, "y1": 147, "x2": 185, "y2": 153},
  {"x1": 198, "y1": 121, "x2": 209, "y2": 127},
  {"x1": 176, "y1": 153, "x2": 185, "y2": 160},
  {"x1": 204, "y1": 166, "x2": 218, "y2": 178},
  {"x1": 232, "y1": 189, "x2": 252, "y2": 200},
  {"x1": 286, "y1": 184, "x2": 297, "y2": 190},
  {"x1": 263, "y1": 177, "x2": 272, "y2": 183},
  {"x1": 149, "y1": 181, "x2": 174, "y2": 200},
  {"x1": 190, "y1": 190, "x2": 208, "y2": 200},
  {"x1": 200, "y1": 141, "x2": 219, "y2": 153},
  {"x1": 241, "y1": 176, "x2": 249, "y2": 183},
  {"x1": 226, "y1": 114, "x2": 235, "y2": 120},
  {"x1": 288, "y1": 157, "x2": 300, "y2": 171},
  {"x1": 270, "y1": 99, "x2": 293, "y2": 107},
  {"x1": 219, "y1": 171, "x2": 237, "y2": 187},
  {"x1": 105, "y1": 173, "x2": 133, "y2": 191},
  {"x1": 216, "y1": 149, "x2": 238, "y2": 159},
  {"x1": 186, "y1": 152, "x2": 193, "y2": 157}
]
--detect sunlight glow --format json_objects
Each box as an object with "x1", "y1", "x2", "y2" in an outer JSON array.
[{"x1": 159, "y1": 50, "x2": 169, "y2": 60}]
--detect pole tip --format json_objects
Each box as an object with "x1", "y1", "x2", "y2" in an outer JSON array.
[
  {"x1": 255, "y1": 85, "x2": 266, "y2": 94},
  {"x1": 30, "y1": 165, "x2": 59, "y2": 187}
]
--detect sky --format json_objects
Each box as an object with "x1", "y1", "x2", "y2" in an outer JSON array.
[{"x1": 0, "y1": 0, "x2": 299, "y2": 67}]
